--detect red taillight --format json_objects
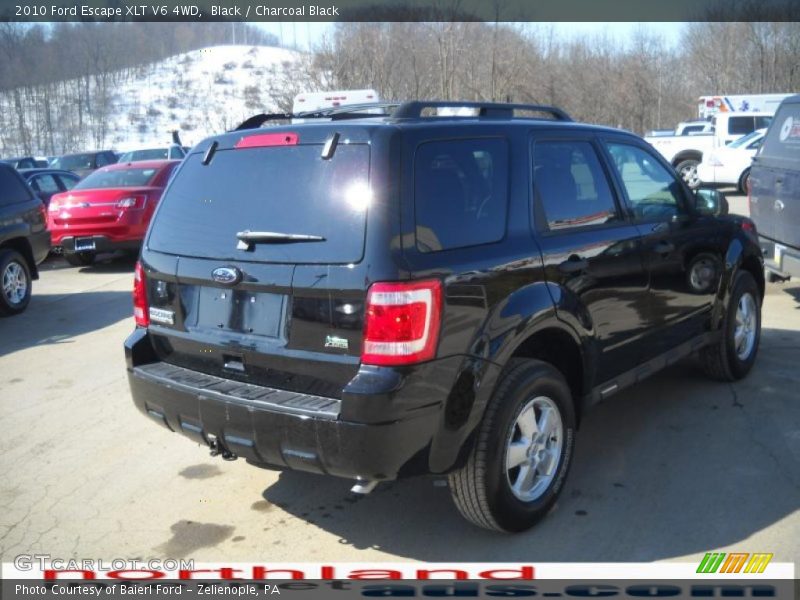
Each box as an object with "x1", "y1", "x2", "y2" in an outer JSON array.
[
  {"x1": 133, "y1": 261, "x2": 149, "y2": 327},
  {"x1": 235, "y1": 132, "x2": 298, "y2": 149},
  {"x1": 116, "y1": 195, "x2": 146, "y2": 209},
  {"x1": 362, "y1": 280, "x2": 442, "y2": 366}
]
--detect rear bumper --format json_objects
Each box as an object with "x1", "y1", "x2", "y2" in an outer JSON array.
[
  {"x1": 125, "y1": 329, "x2": 445, "y2": 481},
  {"x1": 59, "y1": 235, "x2": 141, "y2": 254},
  {"x1": 760, "y1": 237, "x2": 800, "y2": 280}
]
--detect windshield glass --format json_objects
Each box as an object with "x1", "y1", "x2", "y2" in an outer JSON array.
[
  {"x1": 148, "y1": 144, "x2": 370, "y2": 264},
  {"x1": 53, "y1": 153, "x2": 95, "y2": 170},
  {"x1": 730, "y1": 129, "x2": 765, "y2": 149},
  {"x1": 74, "y1": 167, "x2": 158, "y2": 189}
]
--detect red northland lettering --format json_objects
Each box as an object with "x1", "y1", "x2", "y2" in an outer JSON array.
[{"x1": 46, "y1": 565, "x2": 535, "y2": 580}]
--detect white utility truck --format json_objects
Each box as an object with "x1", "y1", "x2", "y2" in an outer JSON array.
[
  {"x1": 698, "y1": 94, "x2": 794, "y2": 119},
  {"x1": 292, "y1": 89, "x2": 381, "y2": 116},
  {"x1": 645, "y1": 111, "x2": 773, "y2": 187}
]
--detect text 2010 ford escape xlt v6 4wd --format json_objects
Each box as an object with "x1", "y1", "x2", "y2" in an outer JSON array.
[{"x1": 125, "y1": 101, "x2": 764, "y2": 532}]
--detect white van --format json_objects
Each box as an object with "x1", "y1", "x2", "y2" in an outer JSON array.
[{"x1": 292, "y1": 89, "x2": 380, "y2": 116}]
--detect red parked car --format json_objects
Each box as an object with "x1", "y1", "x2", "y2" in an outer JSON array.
[{"x1": 48, "y1": 160, "x2": 180, "y2": 266}]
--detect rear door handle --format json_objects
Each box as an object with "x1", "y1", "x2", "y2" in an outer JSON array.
[
  {"x1": 774, "y1": 199, "x2": 785, "y2": 212},
  {"x1": 558, "y1": 255, "x2": 589, "y2": 274},
  {"x1": 653, "y1": 241, "x2": 675, "y2": 256}
]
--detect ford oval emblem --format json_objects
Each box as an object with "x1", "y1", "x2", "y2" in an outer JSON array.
[{"x1": 211, "y1": 266, "x2": 242, "y2": 286}]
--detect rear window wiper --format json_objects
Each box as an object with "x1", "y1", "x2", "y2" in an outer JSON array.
[{"x1": 236, "y1": 230, "x2": 326, "y2": 251}]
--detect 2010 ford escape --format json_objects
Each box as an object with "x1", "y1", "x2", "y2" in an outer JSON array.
[{"x1": 125, "y1": 101, "x2": 764, "y2": 532}]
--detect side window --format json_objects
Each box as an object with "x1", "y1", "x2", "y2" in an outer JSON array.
[
  {"x1": 58, "y1": 174, "x2": 79, "y2": 190},
  {"x1": 414, "y1": 138, "x2": 508, "y2": 252},
  {"x1": 32, "y1": 174, "x2": 59, "y2": 193},
  {"x1": 532, "y1": 140, "x2": 619, "y2": 231},
  {"x1": 606, "y1": 142, "x2": 684, "y2": 221},
  {"x1": 682, "y1": 125, "x2": 704, "y2": 135},
  {"x1": 754, "y1": 116, "x2": 772, "y2": 130},
  {"x1": 0, "y1": 167, "x2": 33, "y2": 206},
  {"x1": 95, "y1": 154, "x2": 108, "y2": 168}
]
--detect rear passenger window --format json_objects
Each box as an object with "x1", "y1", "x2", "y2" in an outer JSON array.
[
  {"x1": 414, "y1": 138, "x2": 508, "y2": 252},
  {"x1": 533, "y1": 140, "x2": 619, "y2": 231},
  {"x1": 32, "y1": 175, "x2": 59, "y2": 193}
]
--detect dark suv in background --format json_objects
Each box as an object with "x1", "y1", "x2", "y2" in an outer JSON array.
[
  {"x1": 51, "y1": 150, "x2": 118, "y2": 179},
  {"x1": 0, "y1": 163, "x2": 50, "y2": 316},
  {"x1": 125, "y1": 101, "x2": 764, "y2": 532},
  {"x1": 749, "y1": 94, "x2": 800, "y2": 281}
]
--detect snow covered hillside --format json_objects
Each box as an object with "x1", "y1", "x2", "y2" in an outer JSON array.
[{"x1": 105, "y1": 45, "x2": 310, "y2": 151}]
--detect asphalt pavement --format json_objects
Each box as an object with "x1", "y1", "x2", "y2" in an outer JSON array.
[{"x1": 1, "y1": 192, "x2": 798, "y2": 565}]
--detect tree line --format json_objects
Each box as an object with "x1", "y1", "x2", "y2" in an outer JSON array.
[
  {"x1": 0, "y1": 21, "x2": 798, "y2": 157},
  {"x1": 312, "y1": 22, "x2": 800, "y2": 134}
]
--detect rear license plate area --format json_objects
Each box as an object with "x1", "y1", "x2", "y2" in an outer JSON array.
[
  {"x1": 195, "y1": 287, "x2": 285, "y2": 338},
  {"x1": 74, "y1": 238, "x2": 96, "y2": 252}
]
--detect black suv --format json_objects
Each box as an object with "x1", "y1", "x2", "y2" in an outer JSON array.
[
  {"x1": 125, "y1": 101, "x2": 764, "y2": 532},
  {"x1": 0, "y1": 163, "x2": 50, "y2": 315}
]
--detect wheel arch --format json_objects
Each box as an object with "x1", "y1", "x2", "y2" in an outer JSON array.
[
  {"x1": 0, "y1": 237, "x2": 38, "y2": 280},
  {"x1": 672, "y1": 150, "x2": 703, "y2": 167},
  {"x1": 712, "y1": 236, "x2": 765, "y2": 329},
  {"x1": 505, "y1": 326, "x2": 587, "y2": 420}
]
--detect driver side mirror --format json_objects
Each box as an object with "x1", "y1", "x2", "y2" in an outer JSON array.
[{"x1": 693, "y1": 188, "x2": 729, "y2": 217}]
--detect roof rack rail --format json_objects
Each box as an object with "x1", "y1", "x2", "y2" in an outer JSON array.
[
  {"x1": 232, "y1": 100, "x2": 572, "y2": 131},
  {"x1": 234, "y1": 112, "x2": 293, "y2": 130},
  {"x1": 233, "y1": 102, "x2": 402, "y2": 131},
  {"x1": 392, "y1": 101, "x2": 572, "y2": 121}
]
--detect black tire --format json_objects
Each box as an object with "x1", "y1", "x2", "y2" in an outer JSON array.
[
  {"x1": 676, "y1": 158, "x2": 701, "y2": 188},
  {"x1": 448, "y1": 359, "x2": 576, "y2": 532},
  {"x1": 700, "y1": 271, "x2": 761, "y2": 381},
  {"x1": 0, "y1": 249, "x2": 33, "y2": 316},
  {"x1": 65, "y1": 251, "x2": 96, "y2": 267},
  {"x1": 738, "y1": 168, "x2": 751, "y2": 195}
]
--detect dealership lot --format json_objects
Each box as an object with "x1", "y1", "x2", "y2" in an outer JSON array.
[{"x1": 1, "y1": 192, "x2": 798, "y2": 565}]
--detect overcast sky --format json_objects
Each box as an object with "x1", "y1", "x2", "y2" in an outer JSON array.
[{"x1": 256, "y1": 22, "x2": 685, "y2": 52}]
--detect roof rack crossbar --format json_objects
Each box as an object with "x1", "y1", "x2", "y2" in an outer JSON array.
[{"x1": 392, "y1": 101, "x2": 573, "y2": 121}]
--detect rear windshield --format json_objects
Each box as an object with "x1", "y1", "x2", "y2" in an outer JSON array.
[
  {"x1": 729, "y1": 129, "x2": 764, "y2": 149},
  {"x1": 148, "y1": 144, "x2": 370, "y2": 264},
  {"x1": 74, "y1": 167, "x2": 158, "y2": 190},
  {"x1": 759, "y1": 102, "x2": 800, "y2": 164},
  {"x1": 120, "y1": 149, "x2": 169, "y2": 162}
]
